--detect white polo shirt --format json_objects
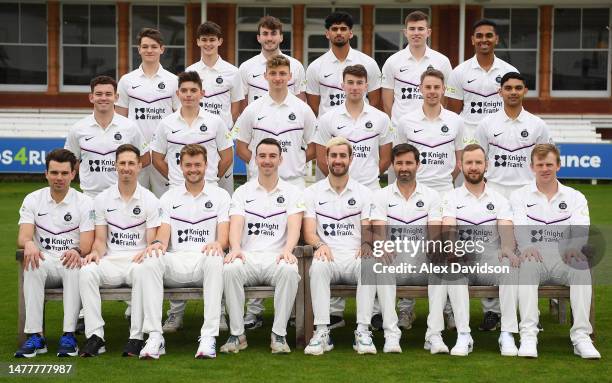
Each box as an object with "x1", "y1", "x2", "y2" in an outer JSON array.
[
  {"x1": 64, "y1": 113, "x2": 147, "y2": 196},
  {"x1": 510, "y1": 181, "x2": 590, "y2": 252},
  {"x1": 235, "y1": 92, "x2": 316, "y2": 181},
  {"x1": 94, "y1": 183, "x2": 161, "y2": 254},
  {"x1": 185, "y1": 57, "x2": 244, "y2": 129},
  {"x1": 381, "y1": 46, "x2": 452, "y2": 125},
  {"x1": 116, "y1": 64, "x2": 180, "y2": 143},
  {"x1": 150, "y1": 108, "x2": 233, "y2": 186},
  {"x1": 160, "y1": 183, "x2": 231, "y2": 252},
  {"x1": 230, "y1": 178, "x2": 305, "y2": 254},
  {"x1": 442, "y1": 184, "x2": 512, "y2": 245},
  {"x1": 19, "y1": 187, "x2": 95, "y2": 257},
  {"x1": 304, "y1": 177, "x2": 374, "y2": 254},
  {"x1": 306, "y1": 48, "x2": 382, "y2": 116},
  {"x1": 396, "y1": 107, "x2": 465, "y2": 191},
  {"x1": 474, "y1": 108, "x2": 551, "y2": 187},
  {"x1": 371, "y1": 182, "x2": 441, "y2": 243},
  {"x1": 314, "y1": 103, "x2": 393, "y2": 188},
  {"x1": 239, "y1": 52, "x2": 306, "y2": 104},
  {"x1": 445, "y1": 56, "x2": 518, "y2": 140}
]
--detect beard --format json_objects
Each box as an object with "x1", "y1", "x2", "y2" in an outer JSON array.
[
  {"x1": 396, "y1": 171, "x2": 415, "y2": 184},
  {"x1": 331, "y1": 39, "x2": 348, "y2": 48},
  {"x1": 329, "y1": 163, "x2": 349, "y2": 177},
  {"x1": 465, "y1": 171, "x2": 485, "y2": 184}
]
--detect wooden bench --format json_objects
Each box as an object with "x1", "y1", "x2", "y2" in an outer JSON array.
[
  {"x1": 302, "y1": 253, "x2": 595, "y2": 343},
  {"x1": 16, "y1": 246, "x2": 312, "y2": 349}
]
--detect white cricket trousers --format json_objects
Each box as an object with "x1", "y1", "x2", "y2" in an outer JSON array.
[
  {"x1": 425, "y1": 278, "x2": 471, "y2": 341},
  {"x1": 23, "y1": 254, "x2": 80, "y2": 334},
  {"x1": 135, "y1": 251, "x2": 224, "y2": 338},
  {"x1": 309, "y1": 252, "x2": 376, "y2": 330},
  {"x1": 518, "y1": 253, "x2": 593, "y2": 344},
  {"x1": 79, "y1": 252, "x2": 138, "y2": 340},
  {"x1": 224, "y1": 252, "x2": 300, "y2": 337}
]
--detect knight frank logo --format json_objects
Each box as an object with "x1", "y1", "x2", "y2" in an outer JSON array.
[
  {"x1": 135, "y1": 107, "x2": 146, "y2": 120},
  {"x1": 401, "y1": 87, "x2": 417, "y2": 100},
  {"x1": 248, "y1": 222, "x2": 261, "y2": 235},
  {"x1": 40, "y1": 236, "x2": 52, "y2": 250},
  {"x1": 459, "y1": 229, "x2": 473, "y2": 241},
  {"x1": 329, "y1": 93, "x2": 344, "y2": 107},
  {"x1": 175, "y1": 152, "x2": 181, "y2": 165},
  {"x1": 494, "y1": 154, "x2": 507, "y2": 167},
  {"x1": 421, "y1": 152, "x2": 428, "y2": 165},
  {"x1": 177, "y1": 229, "x2": 189, "y2": 243},
  {"x1": 531, "y1": 229, "x2": 544, "y2": 243},
  {"x1": 471, "y1": 101, "x2": 483, "y2": 114},
  {"x1": 323, "y1": 223, "x2": 336, "y2": 236},
  {"x1": 89, "y1": 159, "x2": 101, "y2": 172}
]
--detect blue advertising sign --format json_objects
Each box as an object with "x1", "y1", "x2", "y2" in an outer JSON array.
[
  {"x1": 557, "y1": 143, "x2": 612, "y2": 180},
  {"x1": 0, "y1": 137, "x2": 248, "y2": 175}
]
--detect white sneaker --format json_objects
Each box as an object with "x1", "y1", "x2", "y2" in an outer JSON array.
[
  {"x1": 573, "y1": 341, "x2": 601, "y2": 359},
  {"x1": 139, "y1": 334, "x2": 166, "y2": 360},
  {"x1": 162, "y1": 313, "x2": 183, "y2": 333},
  {"x1": 353, "y1": 330, "x2": 377, "y2": 355},
  {"x1": 518, "y1": 338, "x2": 538, "y2": 358},
  {"x1": 219, "y1": 315, "x2": 228, "y2": 332},
  {"x1": 383, "y1": 336, "x2": 402, "y2": 353},
  {"x1": 398, "y1": 310, "x2": 416, "y2": 330},
  {"x1": 219, "y1": 334, "x2": 248, "y2": 354},
  {"x1": 450, "y1": 333, "x2": 473, "y2": 356},
  {"x1": 499, "y1": 331, "x2": 518, "y2": 356},
  {"x1": 270, "y1": 333, "x2": 291, "y2": 354},
  {"x1": 195, "y1": 336, "x2": 216, "y2": 359},
  {"x1": 304, "y1": 329, "x2": 334, "y2": 356},
  {"x1": 424, "y1": 334, "x2": 449, "y2": 354}
]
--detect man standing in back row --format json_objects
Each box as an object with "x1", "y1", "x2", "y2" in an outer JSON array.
[{"x1": 116, "y1": 28, "x2": 180, "y2": 198}]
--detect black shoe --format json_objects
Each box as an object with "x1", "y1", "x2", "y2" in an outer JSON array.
[
  {"x1": 289, "y1": 317, "x2": 296, "y2": 328},
  {"x1": 80, "y1": 334, "x2": 106, "y2": 357},
  {"x1": 329, "y1": 315, "x2": 346, "y2": 330},
  {"x1": 478, "y1": 311, "x2": 501, "y2": 331},
  {"x1": 122, "y1": 338, "x2": 144, "y2": 357},
  {"x1": 244, "y1": 314, "x2": 264, "y2": 330},
  {"x1": 370, "y1": 313, "x2": 383, "y2": 331}
]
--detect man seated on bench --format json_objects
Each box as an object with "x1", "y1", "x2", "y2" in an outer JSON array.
[
  {"x1": 510, "y1": 144, "x2": 600, "y2": 359},
  {"x1": 136, "y1": 144, "x2": 230, "y2": 359},
  {"x1": 439, "y1": 144, "x2": 519, "y2": 356},
  {"x1": 79, "y1": 144, "x2": 161, "y2": 357},
  {"x1": 221, "y1": 138, "x2": 304, "y2": 354},
  {"x1": 369, "y1": 143, "x2": 442, "y2": 354},
  {"x1": 16, "y1": 149, "x2": 95, "y2": 358},
  {"x1": 303, "y1": 137, "x2": 379, "y2": 355}
]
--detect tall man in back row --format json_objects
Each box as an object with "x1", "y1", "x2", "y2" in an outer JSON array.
[{"x1": 116, "y1": 28, "x2": 180, "y2": 198}]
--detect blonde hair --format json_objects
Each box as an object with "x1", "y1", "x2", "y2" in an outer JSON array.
[
  {"x1": 266, "y1": 54, "x2": 291, "y2": 71},
  {"x1": 531, "y1": 143, "x2": 560, "y2": 165},
  {"x1": 325, "y1": 136, "x2": 353, "y2": 157}
]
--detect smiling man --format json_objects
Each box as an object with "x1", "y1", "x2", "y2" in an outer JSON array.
[
  {"x1": 445, "y1": 19, "x2": 518, "y2": 144},
  {"x1": 15, "y1": 149, "x2": 95, "y2": 358},
  {"x1": 65, "y1": 76, "x2": 149, "y2": 198}
]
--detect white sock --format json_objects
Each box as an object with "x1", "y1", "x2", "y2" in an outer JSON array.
[
  {"x1": 316, "y1": 325, "x2": 328, "y2": 332},
  {"x1": 357, "y1": 324, "x2": 369, "y2": 332}
]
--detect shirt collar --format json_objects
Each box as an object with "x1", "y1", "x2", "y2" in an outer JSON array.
[
  {"x1": 340, "y1": 102, "x2": 370, "y2": 118},
  {"x1": 111, "y1": 183, "x2": 142, "y2": 201},
  {"x1": 88, "y1": 113, "x2": 122, "y2": 129},
  {"x1": 199, "y1": 56, "x2": 225, "y2": 71},
  {"x1": 254, "y1": 177, "x2": 283, "y2": 193},
  {"x1": 470, "y1": 55, "x2": 501, "y2": 71},
  {"x1": 391, "y1": 182, "x2": 424, "y2": 200},
  {"x1": 136, "y1": 64, "x2": 164, "y2": 78},
  {"x1": 529, "y1": 180, "x2": 566, "y2": 198},
  {"x1": 178, "y1": 183, "x2": 209, "y2": 198},
  {"x1": 330, "y1": 47, "x2": 357, "y2": 63},
  {"x1": 263, "y1": 93, "x2": 291, "y2": 107},
  {"x1": 45, "y1": 187, "x2": 75, "y2": 205},
  {"x1": 322, "y1": 177, "x2": 356, "y2": 195},
  {"x1": 460, "y1": 183, "x2": 490, "y2": 199},
  {"x1": 404, "y1": 45, "x2": 432, "y2": 60}
]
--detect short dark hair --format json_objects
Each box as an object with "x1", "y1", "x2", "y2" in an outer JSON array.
[
  {"x1": 178, "y1": 71, "x2": 202, "y2": 89},
  {"x1": 325, "y1": 12, "x2": 354, "y2": 30},
  {"x1": 46, "y1": 148, "x2": 77, "y2": 172},
  {"x1": 256, "y1": 137, "x2": 282, "y2": 155},
  {"x1": 472, "y1": 19, "x2": 497, "y2": 34},
  {"x1": 180, "y1": 144, "x2": 208, "y2": 162},
  {"x1": 197, "y1": 21, "x2": 223, "y2": 39},
  {"x1": 137, "y1": 27, "x2": 164, "y2": 46},
  {"x1": 500, "y1": 72, "x2": 526, "y2": 87},
  {"x1": 90, "y1": 75, "x2": 117, "y2": 93},
  {"x1": 116, "y1": 144, "x2": 140, "y2": 160},
  {"x1": 343, "y1": 64, "x2": 367, "y2": 80},
  {"x1": 420, "y1": 68, "x2": 445, "y2": 84},
  {"x1": 258, "y1": 15, "x2": 283, "y2": 34},
  {"x1": 391, "y1": 144, "x2": 420, "y2": 163},
  {"x1": 404, "y1": 10, "x2": 429, "y2": 26},
  {"x1": 462, "y1": 143, "x2": 486, "y2": 160}
]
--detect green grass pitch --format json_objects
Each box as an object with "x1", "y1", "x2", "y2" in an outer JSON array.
[{"x1": 0, "y1": 181, "x2": 610, "y2": 382}]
